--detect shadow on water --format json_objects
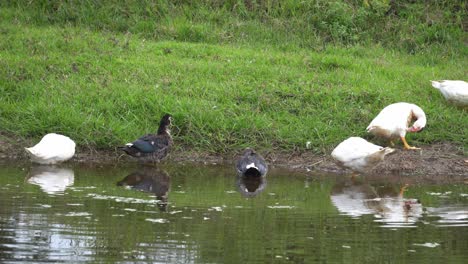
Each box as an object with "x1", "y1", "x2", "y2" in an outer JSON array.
[
  {"x1": 26, "y1": 165, "x2": 75, "y2": 195},
  {"x1": 117, "y1": 166, "x2": 171, "y2": 211},
  {"x1": 236, "y1": 175, "x2": 267, "y2": 198}
]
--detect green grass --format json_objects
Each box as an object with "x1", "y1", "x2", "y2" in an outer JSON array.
[{"x1": 0, "y1": 2, "x2": 467, "y2": 154}]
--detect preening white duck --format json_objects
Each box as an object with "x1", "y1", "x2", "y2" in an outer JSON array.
[
  {"x1": 331, "y1": 137, "x2": 395, "y2": 174},
  {"x1": 25, "y1": 133, "x2": 76, "y2": 164},
  {"x1": 366, "y1": 102, "x2": 426, "y2": 150},
  {"x1": 431, "y1": 80, "x2": 468, "y2": 106}
]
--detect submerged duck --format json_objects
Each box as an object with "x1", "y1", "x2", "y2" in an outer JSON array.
[
  {"x1": 121, "y1": 114, "x2": 173, "y2": 162},
  {"x1": 25, "y1": 133, "x2": 76, "y2": 164},
  {"x1": 236, "y1": 148, "x2": 268, "y2": 177},
  {"x1": 331, "y1": 137, "x2": 395, "y2": 174},
  {"x1": 431, "y1": 80, "x2": 468, "y2": 106},
  {"x1": 366, "y1": 102, "x2": 426, "y2": 150}
]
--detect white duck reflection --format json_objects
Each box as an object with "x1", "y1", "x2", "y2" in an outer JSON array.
[
  {"x1": 426, "y1": 205, "x2": 468, "y2": 226},
  {"x1": 27, "y1": 166, "x2": 74, "y2": 194},
  {"x1": 331, "y1": 179, "x2": 422, "y2": 226},
  {"x1": 117, "y1": 167, "x2": 171, "y2": 211},
  {"x1": 237, "y1": 175, "x2": 267, "y2": 198}
]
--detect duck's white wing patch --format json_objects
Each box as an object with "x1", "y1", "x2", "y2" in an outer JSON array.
[
  {"x1": 246, "y1": 162, "x2": 258, "y2": 170},
  {"x1": 125, "y1": 143, "x2": 133, "y2": 147}
]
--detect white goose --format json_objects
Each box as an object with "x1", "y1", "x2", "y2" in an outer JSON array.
[
  {"x1": 25, "y1": 133, "x2": 76, "y2": 164},
  {"x1": 431, "y1": 80, "x2": 468, "y2": 106},
  {"x1": 331, "y1": 137, "x2": 395, "y2": 174},
  {"x1": 366, "y1": 102, "x2": 426, "y2": 150}
]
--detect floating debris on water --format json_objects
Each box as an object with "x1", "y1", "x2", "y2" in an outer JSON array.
[
  {"x1": 413, "y1": 242, "x2": 440, "y2": 248},
  {"x1": 267, "y1": 205, "x2": 295, "y2": 209},
  {"x1": 427, "y1": 192, "x2": 452, "y2": 196},
  {"x1": 145, "y1": 218, "x2": 168, "y2": 223},
  {"x1": 210, "y1": 206, "x2": 223, "y2": 212},
  {"x1": 65, "y1": 212, "x2": 92, "y2": 217},
  {"x1": 87, "y1": 193, "x2": 153, "y2": 204}
]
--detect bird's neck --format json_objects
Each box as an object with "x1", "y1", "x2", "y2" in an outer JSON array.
[{"x1": 157, "y1": 126, "x2": 170, "y2": 136}]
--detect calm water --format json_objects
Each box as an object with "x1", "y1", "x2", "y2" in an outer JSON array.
[{"x1": 0, "y1": 163, "x2": 467, "y2": 263}]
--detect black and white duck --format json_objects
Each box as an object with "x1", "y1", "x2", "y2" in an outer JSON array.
[
  {"x1": 121, "y1": 114, "x2": 173, "y2": 162},
  {"x1": 235, "y1": 148, "x2": 268, "y2": 177}
]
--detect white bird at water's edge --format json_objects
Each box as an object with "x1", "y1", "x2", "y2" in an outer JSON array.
[
  {"x1": 331, "y1": 137, "x2": 395, "y2": 174},
  {"x1": 25, "y1": 133, "x2": 76, "y2": 164}
]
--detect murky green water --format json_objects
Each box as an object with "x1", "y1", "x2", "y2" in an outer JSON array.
[{"x1": 0, "y1": 163, "x2": 467, "y2": 263}]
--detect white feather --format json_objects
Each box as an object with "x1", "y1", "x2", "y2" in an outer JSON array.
[
  {"x1": 246, "y1": 162, "x2": 258, "y2": 170},
  {"x1": 25, "y1": 133, "x2": 76, "y2": 164},
  {"x1": 431, "y1": 80, "x2": 468, "y2": 106}
]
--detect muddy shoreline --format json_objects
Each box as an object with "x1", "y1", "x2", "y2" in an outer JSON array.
[{"x1": 1, "y1": 133, "x2": 466, "y2": 177}]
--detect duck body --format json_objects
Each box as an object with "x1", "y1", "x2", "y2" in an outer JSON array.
[
  {"x1": 25, "y1": 133, "x2": 76, "y2": 164},
  {"x1": 431, "y1": 80, "x2": 468, "y2": 106},
  {"x1": 331, "y1": 137, "x2": 395, "y2": 173},
  {"x1": 121, "y1": 114, "x2": 173, "y2": 162},
  {"x1": 236, "y1": 148, "x2": 268, "y2": 177},
  {"x1": 366, "y1": 102, "x2": 426, "y2": 150}
]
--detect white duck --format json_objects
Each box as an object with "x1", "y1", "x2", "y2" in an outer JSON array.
[
  {"x1": 431, "y1": 80, "x2": 468, "y2": 106},
  {"x1": 366, "y1": 102, "x2": 426, "y2": 150},
  {"x1": 25, "y1": 133, "x2": 76, "y2": 164},
  {"x1": 331, "y1": 137, "x2": 395, "y2": 174}
]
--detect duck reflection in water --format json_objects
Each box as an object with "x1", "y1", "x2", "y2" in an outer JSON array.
[
  {"x1": 26, "y1": 166, "x2": 74, "y2": 195},
  {"x1": 237, "y1": 175, "x2": 267, "y2": 198},
  {"x1": 117, "y1": 167, "x2": 170, "y2": 211},
  {"x1": 331, "y1": 178, "x2": 422, "y2": 226}
]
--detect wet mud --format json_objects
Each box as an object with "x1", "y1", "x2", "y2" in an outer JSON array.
[{"x1": 1, "y1": 133, "x2": 466, "y2": 177}]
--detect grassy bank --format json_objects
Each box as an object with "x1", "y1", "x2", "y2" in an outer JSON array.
[{"x1": 0, "y1": 2, "x2": 467, "y2": 154}]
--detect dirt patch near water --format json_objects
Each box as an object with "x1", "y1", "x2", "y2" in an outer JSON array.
[{"x1": 1, "y1": 132, "x2": 466, "y2": 177}]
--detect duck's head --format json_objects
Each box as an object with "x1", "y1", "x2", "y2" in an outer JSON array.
[
  {"x1": 157, "y1": 114, "x2": 173, "y2": 135},
  {"x1": 407, "y1": 106, "x2": 426, "y2": 133}
]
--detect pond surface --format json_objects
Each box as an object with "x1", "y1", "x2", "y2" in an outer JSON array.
[{"x1": 0, "y1": 163, "x2": 467, "y2": 263}]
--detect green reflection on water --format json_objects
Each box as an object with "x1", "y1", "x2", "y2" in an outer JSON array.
[{"x1": 0, "y1": 163, "x2": 466, "y2": 263}]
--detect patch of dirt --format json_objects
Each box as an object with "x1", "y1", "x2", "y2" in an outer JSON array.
[{"x1": 1, "y1": 132, "x2": 466, "y2": 177}]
